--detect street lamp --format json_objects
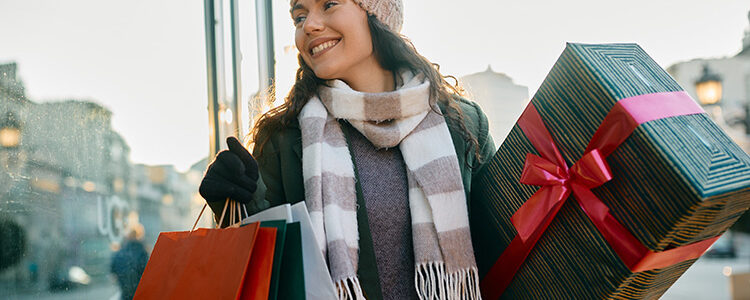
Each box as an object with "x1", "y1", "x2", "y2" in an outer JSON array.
[
  {"x1": 694, "y1": 64, "x2": 723, "y2": 106},
  {"x1": 0, "y1": 111, "x2": 21, "y2": 149}
]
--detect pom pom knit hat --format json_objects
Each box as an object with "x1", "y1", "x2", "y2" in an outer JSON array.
[{"x1": 291, "y1": 0, "x2": 404, "y2": 33}]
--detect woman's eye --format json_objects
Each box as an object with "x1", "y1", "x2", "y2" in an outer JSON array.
[
  {"x1": 294, "y1": 15, "x2": 306, "y2": 25},
  {"x1": 323, "y1": 1, "x2": 338, "y2": 10}
]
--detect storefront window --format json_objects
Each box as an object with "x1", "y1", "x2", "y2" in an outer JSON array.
[{"x1": 0, "y1": 1, "x2": 220, "y2": 298}]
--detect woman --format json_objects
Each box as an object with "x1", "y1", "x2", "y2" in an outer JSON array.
[{"x1": 199, "y1": 0, "x2": 495, "y2": 299}]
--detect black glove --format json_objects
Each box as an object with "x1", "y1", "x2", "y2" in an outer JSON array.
[{"x1": 199, "y1": 137, "x2": 259, "y2": 205}]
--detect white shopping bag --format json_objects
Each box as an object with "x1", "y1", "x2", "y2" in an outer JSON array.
[
  {"x1": 242, "y1": 203, "x2": 293, "y2": 224},
  {"x1": 242, "y1": 202, "x2": 337, "y2": 300}
]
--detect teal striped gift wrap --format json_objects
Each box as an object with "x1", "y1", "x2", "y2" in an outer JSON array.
[{"x1": 470, "y1": 43, "x2": 750, "y2": 300}]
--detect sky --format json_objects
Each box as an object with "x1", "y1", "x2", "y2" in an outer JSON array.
[{"x1": 1, "y1": 0, "x2": 749, "y2": 171}]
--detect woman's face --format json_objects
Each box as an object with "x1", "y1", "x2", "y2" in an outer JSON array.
[{"x1": 291, "y1": 0, "x2": 375, "y2": 80}]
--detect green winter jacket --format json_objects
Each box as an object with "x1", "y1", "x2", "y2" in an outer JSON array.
[{"x1": 247, "y1": 97, "x2": 496, "y2": 299}]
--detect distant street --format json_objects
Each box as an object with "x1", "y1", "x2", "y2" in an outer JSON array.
[
  {"x1": 663, "y1": 256, "x2": 747, "y2": 299},
  {"x1": 663, "y1": 233, "x2": 750, "y2": 300},
  {"x1": 7, "y1": 282, "x2": 119, "y2": 300}
]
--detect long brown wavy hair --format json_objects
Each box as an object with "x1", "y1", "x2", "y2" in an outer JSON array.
[{"x1": 251, "y1": 15, "x2": 479, "y2": 160}]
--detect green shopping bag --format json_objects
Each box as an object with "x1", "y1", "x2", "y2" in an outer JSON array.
[{"x1": 259, "y1": 220, "x2": 305, "y2": 300}]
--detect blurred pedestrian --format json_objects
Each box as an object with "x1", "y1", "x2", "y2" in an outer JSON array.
[
  {"x1": 28, "y1": 262, "x2": 37, "y2": 283},
  {"x1": 110, "y1": 227, "x2": 148, "y2": 300}
]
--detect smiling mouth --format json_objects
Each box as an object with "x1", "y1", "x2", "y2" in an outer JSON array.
[{"x1": 310, "y1": 39, "x2": 340, "y2": 56}]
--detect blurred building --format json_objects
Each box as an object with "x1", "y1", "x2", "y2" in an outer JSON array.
[
  {"x1": 0, "y1": 62, "x2": 136, "y2": 291},
  {"x1": 0, "y1": 62, "x2": 201, "y2": 293},
  {"x1": 133, "y1": 163, "x2": 205, "y2": 249},
  {"x1": 666, "y1": 11, "x2": 750, "y2": 153},
  {"x1": 459, "y1": 66, "x2": 529, "y2": 144},
  {"x1": 0, "y1": 63, "x2": 31, "y2": 198}
]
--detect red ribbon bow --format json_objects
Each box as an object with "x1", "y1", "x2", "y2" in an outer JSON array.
[
  {"x1": 480, "y1": 91, "x2": 721, "y2": 299},
  {"x1": 513, "y1": 149, "x2": 613, "y2": 241}
]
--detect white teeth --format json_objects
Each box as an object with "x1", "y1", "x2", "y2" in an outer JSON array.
[{"x1": 311, "y1": 40, "x2": 338, "y2": 55}]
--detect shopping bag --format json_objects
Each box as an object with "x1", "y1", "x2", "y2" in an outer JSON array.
[
  {"x1": 240, "y1": 226, "x2": 277, "y2": 300},
  {"x1": 242, "y1": 202, "x2": 337, "y2": 300},
  {"x1": 259, "y1": 221, "x2": 287, "y2": 300},
  {"x1": 277, "y1": 222, "x2": 305, "y2": 300},
  {"x1": 290, "y1": 202, "x2": 337, "y2": 300},
  {"x1": 134, "y1": 200, "x2": 260, "y2": 299}
]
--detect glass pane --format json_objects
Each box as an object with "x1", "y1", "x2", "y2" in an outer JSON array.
[
  {"x1": 237, "y1": 0, "x2": 261, "y2": 137},
  {"x1": 0, "y1": 1, "x2": 219, "y2": 298},
  {"x1": 271, "y1": 0, "x2": 299, "y2": 109}
]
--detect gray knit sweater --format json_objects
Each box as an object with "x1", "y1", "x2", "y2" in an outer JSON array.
[{"x1": 346, "y1": 122, "x2": 418, "y2": 300}]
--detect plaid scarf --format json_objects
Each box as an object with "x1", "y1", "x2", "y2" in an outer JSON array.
[{"x1": 298, "y1": 71, "x2": 481, "y2": 300}]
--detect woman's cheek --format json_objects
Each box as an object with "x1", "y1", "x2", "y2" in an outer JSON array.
[
  {"x1": 311, "y1": 63, "x2": 336, "y2": 80},
  {"x1": 295, "y1": 31, "x2": 308, "y2": 64}
]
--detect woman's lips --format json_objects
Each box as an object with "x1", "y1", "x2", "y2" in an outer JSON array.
[{"x1": 310, "y1": 39, "x2": 340, "y2": 58}]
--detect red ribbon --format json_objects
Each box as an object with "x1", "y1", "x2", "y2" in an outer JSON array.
[{"x1": 480, "y1": 91, "x2": 721, "y2": 299}]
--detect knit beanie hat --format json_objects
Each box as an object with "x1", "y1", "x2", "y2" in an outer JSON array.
[
  {"x1": 354, "y1": 0, "x2": 403, "y2": 33},
  {"x1": 291, "y1": 0, "x2": 404, "y2": 33}
]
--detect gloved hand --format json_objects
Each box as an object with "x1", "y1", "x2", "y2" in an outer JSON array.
[{"x1": 199, "y1": 137, "x2": 259, "y2": 205}]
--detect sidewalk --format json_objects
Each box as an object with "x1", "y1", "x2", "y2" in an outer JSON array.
[
  {"x1": 662, "y1": 256, "x2": 748, "y2": 299},
  {"x1": 5, "y1": 281, "x2": 119, "y2": 300},
  {"x1": 662, "y1": 232, "x2": 750, "y2": 299}
]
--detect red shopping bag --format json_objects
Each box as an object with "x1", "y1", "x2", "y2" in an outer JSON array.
[
  {"x1": 240, "y1": 227, "x2": 277, "y2": 300},
  {"x1": 134, "y1": 200, "x2": 276, "y2": 300}
]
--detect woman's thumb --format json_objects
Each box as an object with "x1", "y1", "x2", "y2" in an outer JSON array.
[{"x1": 226, "y1": 137, "x2": 258, "y2": 179}]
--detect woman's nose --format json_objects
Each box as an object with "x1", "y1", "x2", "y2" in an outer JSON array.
[{"x1": 303, "y1": 11, "x2": 324, "y2": 34}]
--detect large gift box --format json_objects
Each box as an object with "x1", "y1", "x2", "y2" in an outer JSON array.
[{"x1": 470, "y1": 43, "x2": 750, "y2": 299}]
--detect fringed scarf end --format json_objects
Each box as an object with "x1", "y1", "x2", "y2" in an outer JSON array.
[
  {"x1": 335, "y1": 276, "x2": 366, "y2": 300},
  {"x1": 415, "y1": 262, "x2": 482, "y2": 300}
]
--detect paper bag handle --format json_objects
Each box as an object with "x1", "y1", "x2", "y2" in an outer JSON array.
[{"x1": 191, "y1": 198, "x2": 249, "y2": 231}]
